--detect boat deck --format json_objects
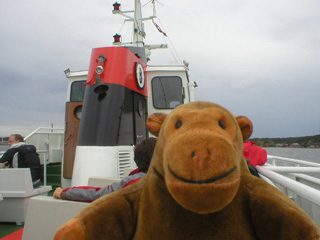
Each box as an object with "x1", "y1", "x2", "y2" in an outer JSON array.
[
  {"x1": 0, "y1": 164, "x2": 59, "y2": 239},
  {"x1": 1, "y1": 156, "x2": 320, "y2": 239},
  {"x1": 0, "y1": 223, "x2": 23, "y2": 239}
]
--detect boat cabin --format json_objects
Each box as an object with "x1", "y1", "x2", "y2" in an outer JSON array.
[{"x1": 62, "y1": 55, "x2": 195, "y2": 187}]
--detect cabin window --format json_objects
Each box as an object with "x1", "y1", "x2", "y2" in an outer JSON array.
[
  {"x1": 152, "y1": 76, "x2": 183, "y2": 109},
  {"x1": 70, "y1": 81, "x2": 86, "y2": 102}
]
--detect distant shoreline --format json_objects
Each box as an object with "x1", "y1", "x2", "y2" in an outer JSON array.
[
  {"x1": 264, "y1": 146, "x2": 320, "y2": 149},
  {"x1": 251, "y1": 134, "x2": 320, "y2": 148}
]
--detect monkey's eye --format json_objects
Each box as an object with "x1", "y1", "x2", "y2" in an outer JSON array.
[
  {"x1": 218, "y1": 120, "x2": 226, "y2": 130},
  {"x1": 175, "y1": 120, "x2": 182, "y2": 129}
]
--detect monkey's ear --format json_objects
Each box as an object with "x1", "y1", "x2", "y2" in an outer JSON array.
[
  {"x1": 146, "y1": 113, "x2": 168, "y2": 137},
  {"x1": 235, "y1": 116, "x2": 253, "y2": 142}
]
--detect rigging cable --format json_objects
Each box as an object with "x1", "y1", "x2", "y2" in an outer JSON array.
[
  {"x1": 156, "y1": 17, "x2": 182, "y2": 65},
  {"x1": 142, "y1": 0, "x2": 152, "y2": 8},
  {"x1": 150, "y1": 1, "x2": 182, "y2": 64},
  {"x1": 118, "y1": 20, "x2": 126, "y2": 34}
]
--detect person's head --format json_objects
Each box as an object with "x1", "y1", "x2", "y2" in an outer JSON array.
[
  {"x1": 8, "y1": 134, "x2": 24, "y2": 147},
  {"x1": 134, "y1": 137, "x2": 157, "y2": 172}
]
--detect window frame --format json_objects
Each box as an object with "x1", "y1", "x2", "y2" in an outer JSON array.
[
  {"x1": 151, "y1": 76, "x2": 183, "y2": 109},
  {"x1": 70, "y1": 80, "x2": 86, "y2": 102}
]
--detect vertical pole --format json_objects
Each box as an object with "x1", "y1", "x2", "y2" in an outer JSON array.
[
  {"x1": 44, "y1": 152, "x2": 47, "y2": 186},
  {"x1": 133, "y1": 0, "x2": 144, "y2": 47}
]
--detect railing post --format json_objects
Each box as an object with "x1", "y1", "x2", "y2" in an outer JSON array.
[{"x1": 43, "y1": 152, "x2": 47, "y2": 186}]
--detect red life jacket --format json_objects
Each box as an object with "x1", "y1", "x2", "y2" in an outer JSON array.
[{"x1": 243, "y1": 141, "x2": 267, "y2": 167}]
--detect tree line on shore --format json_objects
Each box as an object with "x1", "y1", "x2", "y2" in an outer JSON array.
[
  {"x1": 2, "y1": 135, "x2": 320, "y2": 148},
  {"x1": 250, "y1": 135, "x2": 320, "y2": 148}
]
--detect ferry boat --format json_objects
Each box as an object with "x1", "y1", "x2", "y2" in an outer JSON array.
[
  {"x1": 1, "y1": 0, "x2": 320, "y2": 239},
  {"x1": 62, "y1": 1, "x2": 196, "y2": 188}
]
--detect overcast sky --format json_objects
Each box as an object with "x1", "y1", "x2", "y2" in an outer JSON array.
[{"x1": 0, "y1": 0, "x2": 319, "y2": 138}]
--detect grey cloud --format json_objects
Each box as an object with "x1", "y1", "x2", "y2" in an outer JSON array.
[{"x1": 0, "y1": 0, "x2": 319, "y2": 138}]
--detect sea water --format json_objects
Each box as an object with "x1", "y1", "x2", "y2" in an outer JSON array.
[
  {"x1": 1, "y1": 145, "x2": 320, "y2": 163},
  {"x1": 264, "y1": 147, "x2": 320, "y2": 164},
  {"x1": 264, "y1": 147, "x2": 320, "y2": 179},
  {"x1": 0, "y1": 145, "x2": 9, "y2": 152}
]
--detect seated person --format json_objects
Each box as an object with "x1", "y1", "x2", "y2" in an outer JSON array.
[
  {"x1": 53, "y1": 137, "x2": 157, "y2": 202},
  {"x1": 0, "y1": 134, "x2": 42, "y2": 188},
  {"x1": 243, "y1": 141, "x2": 267, "y2": 167}
]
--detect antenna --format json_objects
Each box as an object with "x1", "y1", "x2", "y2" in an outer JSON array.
[
  {"x1": 113, "y1": 0, "x2": 154, "y2": 47},
  {"x1": 112, "y1": 0, "x2": 168, "y2": 60},
  {"x1": 112, "y1": 0, "x2": 167, "y2": 49}
]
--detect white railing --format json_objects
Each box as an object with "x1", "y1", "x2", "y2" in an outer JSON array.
[
  {"x1": 290, "y1": 173, "x2": 320, "y2": 185},
  {"x1": 257, "y1": 166, "x2": 320, "y2": 205},
  {"x1": 267, "y1": 154, "x2": 320, "y2": 167},
  {"x1": 264, "y1": 166, "x2": 320, "y2": 174},
  {"x1": 257, "y1": 155, "x2": 320, "y2": 226},
  {"x1": 25, "y1": 127, "x2": 65, "y2": 138},
  {"x1": 38, "y1": 150, "x2": 48, "y2": 186},
  {"x1": 25, "y1": 127, "x2": 64, "y2": 165},
  {"x1": 259, "y1": 155, "x2": 320, "y2": 204}
]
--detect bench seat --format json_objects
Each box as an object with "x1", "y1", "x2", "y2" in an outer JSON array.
[
  {"x1": 22, "y1": 196, "x2": 89, "y2": 240},
  {"x1": 88, "y1": 176, "x2": 121, "y2": 187},
  {"x1": 22, "y1": 175, "x2": 124, "y2": 239},
  {"x1": 0, "y1": 168, "x2": 52, "y2": 225}
]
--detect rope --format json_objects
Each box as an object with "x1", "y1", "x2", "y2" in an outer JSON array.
[
  {"x1": 156, "y1": 16, "x2": 182, "y2": 64},
  {"x1": 118, "y1": 20, "x2": 126, "y2": 34},
  {"x1": 142, "y1": 0, "x2": 152, "y2": 8}
]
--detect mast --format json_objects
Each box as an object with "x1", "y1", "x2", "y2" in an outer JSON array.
[
  {"x1": 133, "y1": 0, "x2": 145, "y2": 47},
  {"x1": 113, "y1": 0, "x2": 146, "y2": 47},
  {"x1": 112, "y1": 0, "x2": 167, "y2": 56}
]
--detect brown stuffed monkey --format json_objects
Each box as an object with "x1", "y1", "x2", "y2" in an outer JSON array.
[{"x1": 54, "y1": 101, "x2": 320, "y2": 240}]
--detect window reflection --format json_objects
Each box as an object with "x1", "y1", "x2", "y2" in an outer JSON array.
[
  {"x1": 70, "y1": 81, "x2": 85, "y2": 102},
  {"x1": 152, "y1": 77, "x2": 183, "y2": 109}
]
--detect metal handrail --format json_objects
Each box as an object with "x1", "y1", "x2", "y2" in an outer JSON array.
[
  {"x1": 37, "y1": 150, "x2": 48, "y2": 186},
  {"x1": 25, "y1": 127, "x2": 64, "y2": 140},
  {"x1": 257, "y1": 165, "x2": 320, "y2": 206},
  {"x1": 289, "y1": 173, "x2": 320, "y2": 185},
  {"x1": 268, "y1": 155, "x2": 320, "y2": 167},
  {"x1": 264, "y1": 166, "x2": 320, "y2": 173}
]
